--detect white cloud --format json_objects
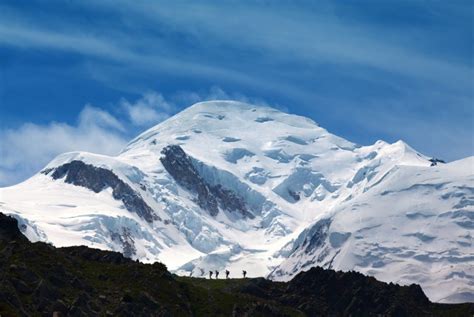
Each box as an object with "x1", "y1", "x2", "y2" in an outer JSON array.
[
  {"x1": 79, "y1": 105, "x2": 125, "y2": 131},
  {"x1": 0, "y1": 106, "x2": 127, "y2": 186},
  {"x1": 121, "y1": 92, "x2": 175, "y2": 126}
]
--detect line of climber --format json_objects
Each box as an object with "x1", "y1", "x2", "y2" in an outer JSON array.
[{"x1": 206, "y1": 269, "x2": 246, "y2": 279}]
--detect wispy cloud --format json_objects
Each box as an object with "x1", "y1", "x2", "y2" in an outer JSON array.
[
  {"x1": 121, "y1": 92, "x2": 175, "y2": 126},
  {"x1": 0, "y1": 19, "x2": 266, "y2": 94},
  {"x1": 1, "y1": 1, "x2": 470, "y2": 94},
  {"x1": 0, "y1": 1, "x2": 471, "y2": 180},
  {"x1": 83, "y1": 0, "x2": 473, "y2": 89}
]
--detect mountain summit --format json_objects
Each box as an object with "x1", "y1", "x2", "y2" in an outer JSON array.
[{"x1": 1, "y1": 101, "x2": 472, "y2": 303}]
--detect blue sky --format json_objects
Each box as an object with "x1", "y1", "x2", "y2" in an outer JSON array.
[{"x1": 0, "y1": 0, "x2": 473, "y2": 186}]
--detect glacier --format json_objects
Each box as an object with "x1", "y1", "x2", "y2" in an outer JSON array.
[{"x1": 0, "y1": 100, "x2": 472, "y2": 303}]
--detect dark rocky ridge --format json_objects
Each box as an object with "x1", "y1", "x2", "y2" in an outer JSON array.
[
  {"x1": 111, "y1": 227, "x2": 137, "y2": 258},
  {"x1": 1, "y1": 213, "x2": 473, "y2": 316},
  {"x1": 429, "y1": 158, "x2": 446, "y2": 166},
  {"x1": 160, "y1": 145, "x2": 254, "y2": 218},
  {"x1": 304, "y1": 218, "x2": 332, "y2": 254},
  {"x1": 42, "y1": 160, "x2": 156, "y2": 222}
]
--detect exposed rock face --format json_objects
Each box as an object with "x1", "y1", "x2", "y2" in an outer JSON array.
[
  {"x1": 288, "y1": 190, "x2": 301, "y2": 202},
  {"x1": 429, "y1": 158, "x2": 446, "y2": 166},
  {"x1": 0, "y1": 213, "x2": 26, "y2": 241},
  {"x1": 269, "y1": 218, "x2": 332, "y2": 279},
  {"x1": 160, "y1": 145, "x2": 253, "y2": 218},
  {"x1": 305, "y1": 218, "x2": 332, "y2": 253},
  {"x1": 111, "y1": 227, "x2": 137, "y2": 259},
  {"x1": 43, "y1": 161, "x2": 156, "y2": 222}
]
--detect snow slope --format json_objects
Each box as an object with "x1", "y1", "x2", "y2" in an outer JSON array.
[
  {"x1": 270, "y1": 157, "x2": 474, "y2": 303},
  {"x1": 0, "y1": 101, "x2": 472, "y2": 303}
]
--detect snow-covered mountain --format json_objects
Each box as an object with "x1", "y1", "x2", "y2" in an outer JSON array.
[{"x1": 0, "y1": 101, "x2": 472, "y2": 303}]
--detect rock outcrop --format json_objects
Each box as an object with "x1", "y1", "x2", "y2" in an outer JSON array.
[
  {"x1": 160, "y1": 145, "x2": 253, "y2": 218},
  {"x1": 43, "y1": 161, "x2": 156, "y2": 222}
]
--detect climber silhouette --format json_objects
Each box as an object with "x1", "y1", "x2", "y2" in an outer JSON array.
[
  {"x1": 242, "y1": 270, "x2": 247, "y2": 278},
  {"x1": 215, "y1": 270, "x2": 219, "y2": 279},
  {"x1": 225, "y1": 270, "x2": 230, "y2": 279},
  {"x1": 209, "y1": 271, "x2": 213, "y2": 279}
]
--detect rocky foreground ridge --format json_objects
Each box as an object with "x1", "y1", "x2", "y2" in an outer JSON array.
[{"x1": 1, "y1": 213, "x2": 473, "y2": 316}]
